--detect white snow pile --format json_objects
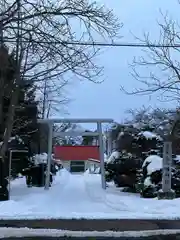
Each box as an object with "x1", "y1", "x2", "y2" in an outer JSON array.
[
  {"x1": 142, "y1": 155, "x2": 162, "y2": 175},
  {"x1": 106, "y1": 151, "x2": 120, "y2": 164},
  {"x1": 138, "y1": 131, "x2": 162, "y2": 140},
  {"x1": 0, "y1": 228, "x2": 180, "y2": 238}
]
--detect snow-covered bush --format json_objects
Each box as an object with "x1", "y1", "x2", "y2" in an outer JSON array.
[
  {"x1": 32, "y1": 153, "x2": 48, "y2": 165},
  {"x1": 140, "y1": 155, "x2": 162, "y2": 198},
  {"x1": 105, "y1": 151, "x2": 141, "y2": 192},
  {"x1": 139, "y1": 154, "x2": 180, "y2": 198},
  {"x1": 30, "y1": 153, "x2": 60, "y2": 176},
  {"x1": 105, "y1": 151, "x2": 121, "y2": 182},
  {"x1": 105, "y1": 126, "x2": 163, "y2": 193}
]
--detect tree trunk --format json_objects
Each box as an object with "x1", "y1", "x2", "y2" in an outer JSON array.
[
  {"x1": 0, "y1": 47, "x2": 8, "y2": 127},
  {"x1": 0, "y1": 85, "x2": 19, "y2": 160}
]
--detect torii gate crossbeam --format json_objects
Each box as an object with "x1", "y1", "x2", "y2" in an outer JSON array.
[{"x1": 38, "y1": 118, "x2": 114, "y2": 190}]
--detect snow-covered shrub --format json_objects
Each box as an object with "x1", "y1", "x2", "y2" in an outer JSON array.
[
  {"x1": 105, "y1": 151, "x2": 120, "y2": 182},
  {"x1": 140, "y1": 154, "x2": 180, "y2": 198},
  {"x1": 140, "y1": 155, "x2": 162, "y2": 198},
  {"x1": 31, "y1": 153, "x2": 59, "y2": 171},
  {"x1": 28, "y1": 152, "x2": 60, "y2": 179},
  {"x1": 105, "y1": 151, "x2": 141, "y2": 192},
  {"x1": 32, "y1": 153, "x2": 48, "y2": 165}
]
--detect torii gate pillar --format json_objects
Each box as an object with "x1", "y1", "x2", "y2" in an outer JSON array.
[{"x1": 38, "y1": 118, "x2": 114, "y2": 190}]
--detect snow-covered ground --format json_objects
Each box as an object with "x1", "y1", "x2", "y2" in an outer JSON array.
[
  {"x1": 1, "y1": 228, "x2": 180, "y2": 238},
  {"x1": 1, "y1": 169, "x2": 180, "y2": 219}
]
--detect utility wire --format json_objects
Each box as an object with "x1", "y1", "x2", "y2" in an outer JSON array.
[{"x1": 2, "y1": 39, "x2": 180, "y2": 48}]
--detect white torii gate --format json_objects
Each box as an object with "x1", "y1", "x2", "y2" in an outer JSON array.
[{"x1": 38, "y1": 118, "x2": 114, "y2": 190}]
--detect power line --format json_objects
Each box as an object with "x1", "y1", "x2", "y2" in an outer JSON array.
[{"x1": 2, "y1": 39, "x2": 180, "y2": 48}]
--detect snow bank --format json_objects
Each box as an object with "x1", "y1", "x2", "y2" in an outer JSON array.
[
  {"x1": 0, "y1": 227, "x2": 180, "y2": 238},
  {"x1": 142, "y1": 155, "x2": 162, "y2": 175},
  {"x1": 106, "y1": 151, "x2": 120, "y2": 164}
]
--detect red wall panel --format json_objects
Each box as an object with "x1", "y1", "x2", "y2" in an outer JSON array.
[{"x1": 54, "y1": 146, "x2": 100, "y2": 161}]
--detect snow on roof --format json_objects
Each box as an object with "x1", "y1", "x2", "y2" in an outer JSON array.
[
  {"x1": 106, "y1": 151, "x2": 120, "y2": 164},
  {"x1": 142, "y1": 155, "x2": 162, "y2": 175},
  {"x1": 138, "y1": 131, "x2": 162, "y2": 140}
]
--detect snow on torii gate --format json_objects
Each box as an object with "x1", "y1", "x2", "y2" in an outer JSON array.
[{"x1": 38, "y1": 118, "x2": 114, "y2": 190}]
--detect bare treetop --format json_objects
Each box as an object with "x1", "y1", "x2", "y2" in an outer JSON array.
[
  {"x1": 0, "y1": 0, "x2": 121, "y2": 159},
  {"x1": 1, "y1": 0, "x2": 121, "y2": 84},
  {"x1": 121, "y1": 9, "x2": 180, "y2": 104}
]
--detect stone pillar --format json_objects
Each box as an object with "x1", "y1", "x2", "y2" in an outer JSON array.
[{"x1": 158, "y1": 142, "x2": 175, "y2": 200}]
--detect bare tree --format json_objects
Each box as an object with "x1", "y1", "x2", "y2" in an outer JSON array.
[
  {"x1": 125, "y1": 107, "x2": 176, "y2": 137},
  {"x1": 121, "y1": 10, "x2": 180, "y2": 103},
  {"x1": 0, "y1": 0, "x2": 121, "y2": 159},
  {"x1": 38, "y1": 77, "x2": 70, "y2": 119}
]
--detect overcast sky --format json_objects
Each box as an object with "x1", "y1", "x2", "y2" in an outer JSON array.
[{"x1": 57, "y1": 1, "x2": 179, "y2": 129}]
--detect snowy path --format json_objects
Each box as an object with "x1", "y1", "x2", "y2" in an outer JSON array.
[{"x1": 0, "y1": 170, "x2": 180, "y2": 219}]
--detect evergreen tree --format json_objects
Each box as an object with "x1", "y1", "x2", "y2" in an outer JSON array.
[
  {"x1": 105, "y1": 122, "x2": 163, "y2": 192},
  {"x1": 0, "y1": 47, "x2": 39, "y2": 200},
  {"x1": 12, "y1": 82, "x2": 39, "y2": 153}
]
